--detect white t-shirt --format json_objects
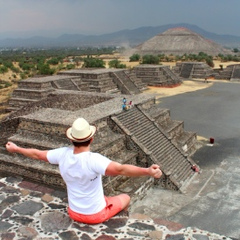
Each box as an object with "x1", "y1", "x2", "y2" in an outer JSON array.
[{"x1": 47, "y1": 147, "x2": 111, "y2": 214}]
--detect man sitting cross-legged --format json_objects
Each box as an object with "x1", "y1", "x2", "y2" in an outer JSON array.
[{"x1": 6, "y1": 117, "x2": 162, "y2": 224}]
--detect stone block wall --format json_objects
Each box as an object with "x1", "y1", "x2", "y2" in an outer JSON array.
[{"x1": 135, "y1": 65, "x2": 181, "y2": 87}]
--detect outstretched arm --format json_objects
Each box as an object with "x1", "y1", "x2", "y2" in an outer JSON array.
[
  {"x1": 105, "y1": 161, "x2": 162, "y2": 178},
  {"x1": 5, "y1": 141, "x2": 49, "y2": 162}
]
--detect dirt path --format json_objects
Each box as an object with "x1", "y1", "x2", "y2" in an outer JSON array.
[{"x1": 144, "y1": 80, "x2": 214, "y2": 98}]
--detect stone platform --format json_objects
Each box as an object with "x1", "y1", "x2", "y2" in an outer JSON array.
[{"x1": 0, "y1": 176, "x2": 232, "y2": 240}]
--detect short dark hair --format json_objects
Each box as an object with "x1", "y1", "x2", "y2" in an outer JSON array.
[{"x1": 72, "y1": 139, "x2": 92, "y2": 147}]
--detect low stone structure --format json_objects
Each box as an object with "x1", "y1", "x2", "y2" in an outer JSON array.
[
  {"x1": 7, "y1": 67, "x2": 180, "y2": 112},
  {"x1": 173, "y1": 62, "x2": 240, "y2": 81},
  {"x1": 173, "y1": 62, "x2": 217, "y2": 79},
  {"x1": 0, "y1": 66, "x2": 199, "y2": 206},
  {"x1": 135, "y1": 65, "x2": 181, "y2": 87},
  {"x1": 216, "y1": 64, "x2": 240, "y2": 81}
]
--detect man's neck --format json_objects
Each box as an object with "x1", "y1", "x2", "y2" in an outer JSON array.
[{"x1": 73, "y1": 146, "x2": 90, "y2": 154}]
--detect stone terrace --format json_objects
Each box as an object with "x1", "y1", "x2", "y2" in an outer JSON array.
[{"x1": 1, "y1": 90, "x2": 199, "y2": 205}]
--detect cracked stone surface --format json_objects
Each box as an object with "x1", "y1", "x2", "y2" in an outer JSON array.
[{"x1": 0, "y1": 177, "x2": 232, "y2": 240}]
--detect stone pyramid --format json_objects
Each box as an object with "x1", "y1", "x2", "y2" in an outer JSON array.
[{"x1": 135, "y1": 27, "x2": 232, "y2": 56}]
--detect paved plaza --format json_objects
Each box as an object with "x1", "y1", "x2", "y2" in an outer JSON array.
[{"x1": 131, "y1": 81, "x2": 240, "y2": 239}]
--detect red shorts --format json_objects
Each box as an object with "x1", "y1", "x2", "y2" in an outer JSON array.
[{"x1": 68, "y1": 196, "x2": 123, "y2": 224}]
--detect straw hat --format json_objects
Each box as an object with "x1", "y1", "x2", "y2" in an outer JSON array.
[{"x1": 66, "y1": 118, "x2": 96, "y2": 142}]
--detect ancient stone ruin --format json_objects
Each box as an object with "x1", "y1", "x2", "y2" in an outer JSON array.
[
  {"x1": 173, "y1": 62, "x2": 217, "y2": 79},
  {"x1": 216, "y1": 64, "x2": 240, "y2": 81},
  {"x1": 134, "y1": 27, "x2": 232, "y2": 56},
  {"x1": 0, "y1": 67, "x2": 199, "y2": 205},
  {"x1": 172, "y1": 62, "x2": 240, "y2": 81},
  {"x1": 135, "y1": 65, "x2": 181, "y2": 87}
]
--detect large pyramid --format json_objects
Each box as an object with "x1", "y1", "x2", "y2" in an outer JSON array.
[{"x1": 135, "y1": 27, "x2": 232, "y2": 56}]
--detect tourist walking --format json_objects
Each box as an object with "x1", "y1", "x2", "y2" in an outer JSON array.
[{"x1": 6, "y1": 117, "x2": 162, "y2": 224}]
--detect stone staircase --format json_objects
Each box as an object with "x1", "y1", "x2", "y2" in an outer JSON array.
[
  {"x1": 110, "y1": 107, "x2": 196, "y2": 192},
  {"x1": 161, "y1": 66, "x2": 181, "y2": 85},
  {"x1": 178, "y1": 63, "x2": 193, "y2": 78},
  {"x1": 111, "y1": 71, "x2": 141, "y2": 95},
  {"x1": 141, "y1": 105, "x2": 198, "y2": 156},
  {"x1": 124, "y1": 69, "x2": 148, "y2": 91}
]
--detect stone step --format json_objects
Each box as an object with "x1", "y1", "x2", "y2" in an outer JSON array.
[
  {"x1": 89, "y1": 85, "x2": 118, "y2": 93},
  {"x1": 105, "y1": 88, "x2": 121, "y2": 94},
  {"x1": 112, "y1": 107, "x2": 195, "y2": 191},
  {"x1": 8, "y1": 98, "x2": 39, "y2": 107},
  {"x1": 115, "y1": 176, "x2": 153, "y2": 202},
  {"x1": 143, "y1": 106, "x2": 198, "y2": 156},
  {"x1": 10, "y1": 122, "x2": 127, "y2": 158},
  {"x1": 174, "y1": 131, "x2": 197, "y2": 155},
  {"x1": 159, "y1": 119, "x2": 184, "y2": 139},
  {"x1": 18, "y1": 80, "x2": 53, "y2": 90},
  {"x1": 110, "y1": 148, "x2": 138, "y2": 165},
  {"x1": 8, "y1": 131, "x2": 69, "y2": 150},
  {"x1": 104, "y1": 174, "x2": 153, "y2": 204},
  {"x1": 17, "y1": 117, "x2": 67, "y2": 138},
  {"x1": 0, "y1": 150, "x2": 65, "y2": 188},
  {"x1": 102, "y1": 149, "x2": 139, "y2": 196},
  {"x1": 93, "y1": 133, "x2": 127, "y2": 158},
  {"x1": 6, "y1": 106, "x2": 20, "y2": 112},
  {"x1": 52, "y1": 79, "x2": 77, "y2": 90},
  {"x1": 143, "y1": 106, "x2": 170, "y2": 122},
  {"x1": 12, "y1": 88, "x2": 53, "y2": 99}
]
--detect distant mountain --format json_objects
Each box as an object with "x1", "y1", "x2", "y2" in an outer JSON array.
[{"x1": 0, "y1": 23, "x2": 240, "y2": 49}]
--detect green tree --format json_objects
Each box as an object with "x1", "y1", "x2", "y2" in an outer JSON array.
[
  {"x1": 129, "y1": 54, "x2": 140, "y2": 62},
  {"x1": 19, "y1": 62, "x2": 35, "y2": 71},
  {"x1": 66, "y1": 64, "x2": 75, "y2": 70},
  {"x1": 10, "y1": 66, "x2": 20, "y2": 73},
  {"x1": 3, "y1": 60, "x2": 14, "y2": 69},
  {"x1": 108, "y1": 59, "x2": 126, "y2": 68},
  {"x1": 206, "y1": 58, "x2": 214, "y2": 67},
  {"x1": 37, "y1": 63, "x2": 55, "y2": 75},
  {"x1": 0, "y1": 66, "x2": 8, "y2": 74},
  {"x1": 47, "y1": 57, "x2": 59, "y2": 65},
  {"x1": 82, "y1": 57, "x2": 105, "y2": 68},
  {"x1": 142, "y1": 55, "x2": 160, "y2": 64}
]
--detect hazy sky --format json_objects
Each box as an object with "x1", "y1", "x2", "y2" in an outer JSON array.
[{"x1": 0, "y1": 0, "x2": 240, "y2": 38}]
